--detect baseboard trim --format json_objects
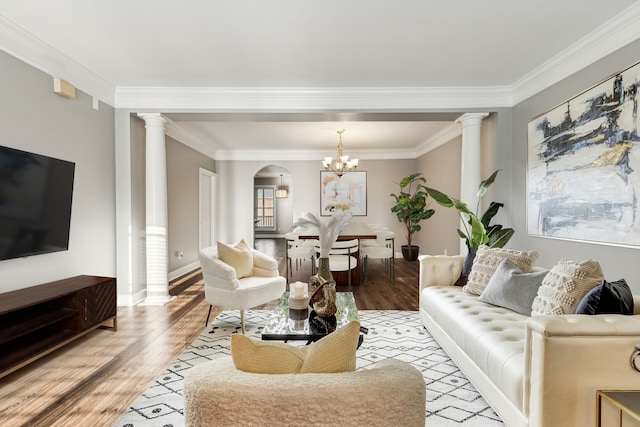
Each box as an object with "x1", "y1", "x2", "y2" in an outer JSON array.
[
  {"x1": 169, "y1": 261, "x2": 200, "y2": 282},
  {"x1": 117, "y1": 264, "x2": 198, "y2": 307},
  {"x1": 118, "y1": 288, "x2": 147, "y2": 307}
]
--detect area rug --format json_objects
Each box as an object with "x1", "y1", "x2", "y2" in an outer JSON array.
[{"x1": 113, "y1": 310, "x2": 504, "y2": 427}]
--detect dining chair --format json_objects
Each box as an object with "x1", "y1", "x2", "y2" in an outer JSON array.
[
  {"x1": 284, "y1": 232, "x2": 316, "y2": 280},
  {"x1": 315, "y1": 239, "x2": 360, "y2": 291},
  {"x1": 360, "y1": 230, "x2": 395, "y2": 285},
  {"x1": 360, "y1": 223, "x2": 390, "y2": 247}
]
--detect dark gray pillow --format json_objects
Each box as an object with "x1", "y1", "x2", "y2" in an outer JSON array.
[
  {"x1": 576, "y1": 279, "x2": 634, "y2": 315},
  {"x1": 479, "y1": 258, "x2": 548, "y2": 316}
]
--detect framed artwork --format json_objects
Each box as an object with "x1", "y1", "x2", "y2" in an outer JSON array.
[
  {"x1": 320, "y1": 171, "x2": 367, "y2": 216},
  {"x1": 527, "y1": 59, "x2": 640, "y2": 247}
]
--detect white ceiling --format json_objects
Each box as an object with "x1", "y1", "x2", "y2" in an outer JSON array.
[{"x1": 1, "y1": 0, "x2": 639, "y2": 156}]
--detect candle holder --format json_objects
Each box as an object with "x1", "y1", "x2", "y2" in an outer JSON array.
[
  {"x1": 288, "y1": 294, "x2": 309, "y2": 320},
  {"x1": 288, "y1": 281, "x2": 309, "y2": 320}
]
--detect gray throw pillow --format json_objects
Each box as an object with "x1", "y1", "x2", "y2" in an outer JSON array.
[{"x1": 479, "y1": 258, "x2": 548, "y2": 316}]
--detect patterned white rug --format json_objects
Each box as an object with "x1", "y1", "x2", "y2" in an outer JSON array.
[{"x1": 113, "y1": 310, "x2": 504, "y2": 427}]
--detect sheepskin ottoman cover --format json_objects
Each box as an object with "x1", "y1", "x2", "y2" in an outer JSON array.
[{"x1": 184, "y1": 356, "x2": 426, "y2": 426}]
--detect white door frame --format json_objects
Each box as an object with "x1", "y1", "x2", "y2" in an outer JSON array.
[{"x1": 199, "y1": 168, "x2": 216, "y2": 249}]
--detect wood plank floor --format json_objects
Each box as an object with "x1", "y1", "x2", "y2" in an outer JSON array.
[
  {"x1": 256, "y1": 238, "x2": 420, "y2": 310},
  {"x1": 0, "y1": 238, "x2": 419, "y2": 426}
]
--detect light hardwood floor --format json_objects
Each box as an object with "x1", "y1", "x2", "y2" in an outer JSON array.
[{"x1": 0, "y1": 238, "x2": 419, "y2": 426}]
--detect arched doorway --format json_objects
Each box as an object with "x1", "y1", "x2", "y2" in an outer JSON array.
[{"x1": 253, "y1": 165, "x2": 293, "y2": 240}]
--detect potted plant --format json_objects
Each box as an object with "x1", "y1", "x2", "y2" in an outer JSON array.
[
  {"x1": 423, "y1": 169, "x2": 514, "y2": 276},
  {"x1": 390, "y1": 173, "x2": 436, "y2": 261}
]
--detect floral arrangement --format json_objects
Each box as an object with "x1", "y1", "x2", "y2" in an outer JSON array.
[{"x1": 292, "y1": 211, "x2": 352, "y2": 258}]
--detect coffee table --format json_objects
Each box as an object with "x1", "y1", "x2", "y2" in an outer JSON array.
[{"x1": 261, "y1": 291, "x2": 365, "y2": 344}]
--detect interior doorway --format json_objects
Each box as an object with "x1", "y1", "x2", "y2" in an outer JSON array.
[
  {"x1": 199, "y1": 168, "x2": 216, "y2": 249},
  {"x1": 254, "y1": 165, "x2": 292, "y2": 239}
]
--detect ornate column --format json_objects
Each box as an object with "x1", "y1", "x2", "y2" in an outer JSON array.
[
  {"x1": 138, "y1": 113, "x2": 173, "y2": 305},
  {"x1": 456, "y1": 113, "x2": 489, "y2": 255}
]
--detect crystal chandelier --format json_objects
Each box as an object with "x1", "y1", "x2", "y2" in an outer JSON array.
[{"x1": 322, "y1": 129, "x2": 359, "y2": 177}]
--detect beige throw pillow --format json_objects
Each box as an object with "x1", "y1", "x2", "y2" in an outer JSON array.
[
  {"x1": 531, "y1": 259, "x2": 604, "y2": 315},
  {"x1": 231, "y1": 320, "x2": 361, "y2": 374},
  {"x1": 231, "y1": 335, "x2": 306, "y2": 374},
  {"x1": 301, "y1": 320, "x2": 360, "y2": 373},
  {"x1": 463, "y1": 246, "x2": 539, "y2": 296},
  {"x1": 217, "y1": 239, "x2": 253, "y2": 278}
]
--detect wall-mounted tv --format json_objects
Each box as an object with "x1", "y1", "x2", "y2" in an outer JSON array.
[{"x1": 0, "y1": 145, "x2": 75, "y2": 261}]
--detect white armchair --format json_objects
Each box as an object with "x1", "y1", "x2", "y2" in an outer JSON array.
[{"x1": 200, "y1": 246, "x2": 286, "y2": 333}]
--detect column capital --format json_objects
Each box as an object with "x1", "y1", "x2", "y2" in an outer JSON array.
[
  {"x1": 137, "y1": 113, "x2": 167, "y2": 128},
  {"x1": 455, "y1": 113, "x2": 489, "y2": 125}
]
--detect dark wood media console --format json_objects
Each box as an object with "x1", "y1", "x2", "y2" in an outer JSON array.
[{"x1": 0, "y1": 275, "x2": 116, "y2": 379}]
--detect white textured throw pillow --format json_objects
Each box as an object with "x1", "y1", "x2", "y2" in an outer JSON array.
[
  {"x1": 531, "y1": 258, "x2": 604, "y2": 316},
  {"x1": 463, "y1": 246, "x2": 539, "y2": 296}
]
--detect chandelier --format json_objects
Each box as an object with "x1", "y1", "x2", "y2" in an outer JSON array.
[{"x1": 322, "y1": 129, "x2": 359, "y2": 177}]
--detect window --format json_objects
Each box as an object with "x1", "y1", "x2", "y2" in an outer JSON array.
[{"x1": 255, "y1": 186, "x2": 276, "y2": 231}]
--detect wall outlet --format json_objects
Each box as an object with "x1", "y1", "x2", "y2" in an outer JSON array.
[{"x1": 175, "y1": 250, "x2": 184, "y2": 259}]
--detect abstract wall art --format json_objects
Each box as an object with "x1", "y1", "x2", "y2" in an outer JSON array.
[
  {"x1": 320, "y1": 171, "x2": 367, "y2": 216},
  {"x1": 527, "y1": 60, "x2": 640, "y2": 247}
]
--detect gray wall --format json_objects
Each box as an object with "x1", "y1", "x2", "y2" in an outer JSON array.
[
  {"x1": 417, "y1": 135, "x2": 462, "y2": 255},
  {"x1": 511, "y1": 40, "x2": 640, "y2": 292},
  {"x1": 0, "y1": 50, "x2": 116, "y2": 292},
  {"x1": 167, "y1": 136, "x2": 216, "y2": 271},
  {"x1": 364, "y1": 159, "x2": 418, "y2": 235}
]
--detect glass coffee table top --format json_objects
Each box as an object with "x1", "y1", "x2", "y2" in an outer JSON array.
[{"x1": 261, "y1": 291, "x2": 360, "y2": 342}]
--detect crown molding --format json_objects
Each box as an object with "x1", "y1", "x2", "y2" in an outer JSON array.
[
  {"x1": 165, "y1": 120, "x2": 218, "y2": 159},
  {"x1": 510, "y1": 1, "x2": 640, "y2": 105},
  {"x1": 114, "y1": 85, "x2": 513, "y2": 111},
  {"x1": 0, "y1": 15, "x2": 115, "y2": 105},
  {"x1": 215, "y1": 147, "x2": 418, "y2": 161},
  {"x1": 415, "y1": 122, "x2": 462, "y2": 157}
]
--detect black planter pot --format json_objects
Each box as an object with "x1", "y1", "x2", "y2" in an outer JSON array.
[
  {"x1": 455, "y1": 246, "x2": 478, "y2": 286},
  {"x1": 401, "y1": 245, "x2": 420, "y2": 261}
]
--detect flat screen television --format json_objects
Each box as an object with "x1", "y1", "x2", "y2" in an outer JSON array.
[{"x1": 0, "y1": 145, "x2": 75, "y2": 260}]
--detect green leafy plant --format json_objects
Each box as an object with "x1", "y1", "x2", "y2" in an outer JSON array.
[
  {"x1": 423, "y1": 170, "x2": 514, "y2": 249},
  {"x1": 390, "y1": 173, "x2": 436, "y2": 250}
]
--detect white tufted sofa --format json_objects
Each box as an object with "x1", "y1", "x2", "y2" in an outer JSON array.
[{"x1": 418, "y1": 254, "x2": 640, "y2": 427}]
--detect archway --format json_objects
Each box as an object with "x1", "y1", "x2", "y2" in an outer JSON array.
[{"x1": 253, "y1": 165, "x2": 293, "y2": 240}]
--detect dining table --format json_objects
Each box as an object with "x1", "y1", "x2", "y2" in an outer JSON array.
[{"x1": 296, "y1": 221, "x2": 377, "y2": 286}]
